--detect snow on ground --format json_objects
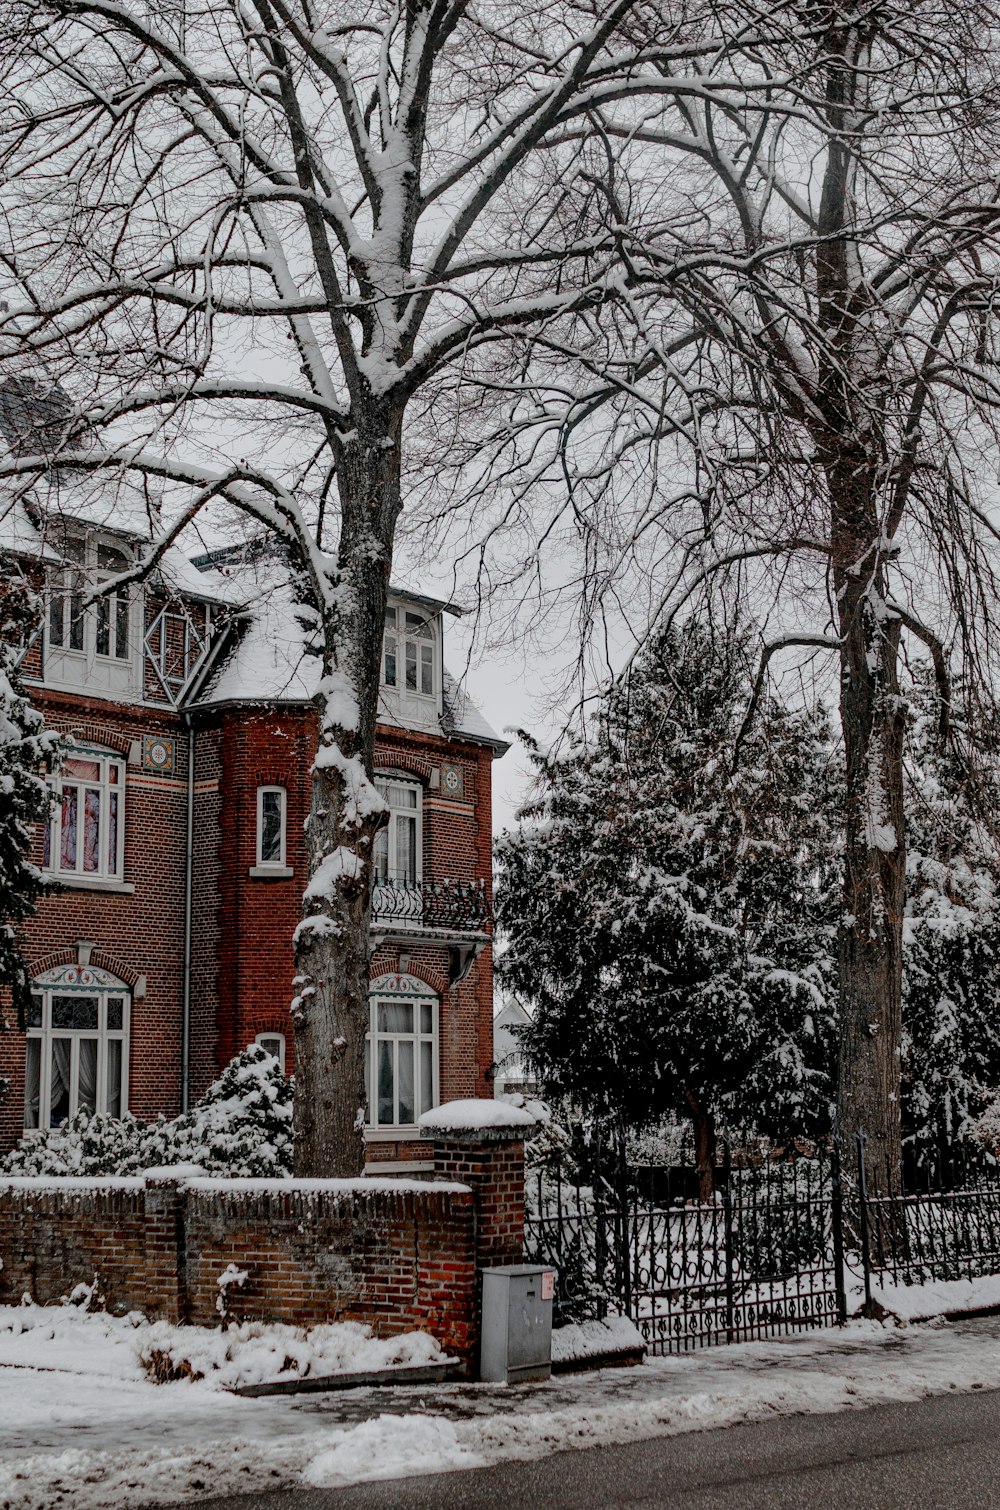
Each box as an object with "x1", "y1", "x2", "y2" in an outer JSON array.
[
  {"x1": 0, "y1": 1301, "x2": 450, "y2": 1389},
  {"x1": 870, "y1": 1273, "x2": 1000, "y2": 1321},
  {"x1": 550, "y1": 1314, "x2": 645, "y2": 1364},
  {"x1": 3, "y1": 1310, "x2": 1000, "y2": 1507}
]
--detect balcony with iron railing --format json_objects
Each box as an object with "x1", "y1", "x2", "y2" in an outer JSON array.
[{"x1": 370, "y1": 870, "x2": 491, "y2": 936}]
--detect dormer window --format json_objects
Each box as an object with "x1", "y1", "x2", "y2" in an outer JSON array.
[
  {"x1": 44, "y1": 531, "x2": 139, "y2": 695},
  {"x1": 382, "y1": 606, "x2": 435, "y2": 699}
]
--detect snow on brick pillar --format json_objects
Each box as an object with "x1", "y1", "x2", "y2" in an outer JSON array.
[
  {"x1": 419, "y1": 1101, "x2": 535, "y2": 1271},
  {"x1": 142, "y1": 1167, "x2": 196, "y2": 1323}
]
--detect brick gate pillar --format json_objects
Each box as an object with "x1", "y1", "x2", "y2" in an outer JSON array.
[{"x1": 419, "y1": 1102, "x2": 535, "y2": 1272}]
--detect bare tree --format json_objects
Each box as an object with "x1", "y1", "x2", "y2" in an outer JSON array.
[
  {"x1": 425, "y1": 2, "x2": 1000, "y2": 1194},
  {"x1": 0, "y1": 0, "x2": 782, "y2": 1174}
]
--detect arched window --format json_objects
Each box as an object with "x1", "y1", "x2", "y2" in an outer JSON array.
[
  {"x1": 382, "y1": 606, "x2": 436, "y2": 698},
  {"x1": 365, "y1": 973, "x2": 438, "y2": 1129},
  {"x1": 25, "y1": 964, "x2": 130, "y2": 1129},
  {"x1": 255, "y1": 1031, "x2": 286, "y2": 1074}
]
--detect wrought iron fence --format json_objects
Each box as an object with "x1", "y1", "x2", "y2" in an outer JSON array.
[
  {"x1": 857, "y1": 1134, "x2": 1000, "y2": 1304},
  {"x1": 523, "y1": 1133, "x2": 1000, "y2": 1355}
]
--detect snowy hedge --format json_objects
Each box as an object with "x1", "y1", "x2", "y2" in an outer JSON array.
[{"x1": 0, "y1": 1046, "x2": 292, "y2": 1177}]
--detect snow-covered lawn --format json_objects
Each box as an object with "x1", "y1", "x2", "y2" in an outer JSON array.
[{"x1": 4, "y1": 1305, "x2": 1000, "y2": 1507}]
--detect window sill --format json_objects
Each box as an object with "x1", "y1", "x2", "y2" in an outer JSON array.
[
  {"x1": 248, "y1": 865, "x2": 294, "y2": 879},
  {"x1": 365, "y1": 1125, "x2": 423, "y2": 1142},
  {"x1": 43, "y1": 873, "x2": 135, "y2": 895}
]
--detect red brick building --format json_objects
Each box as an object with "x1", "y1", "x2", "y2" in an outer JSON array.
[{"x1": 0, "y1": 481, "x2": 507, "y2": 1170}]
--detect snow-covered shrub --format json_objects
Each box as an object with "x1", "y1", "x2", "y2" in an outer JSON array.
[
  {"x1": 0, "y1": 1046, "x2": 292, "y2": 1177},
  {"x1": 140, "y1": 1045, "x2": 293, "y2": 1176}
]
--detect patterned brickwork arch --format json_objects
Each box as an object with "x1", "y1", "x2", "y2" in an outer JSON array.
[
  {"x1": 28, "y1": 946, "x2": 140, "y2": 989},
  {"x1": 64, "y1": 724, "x2": 132, "y2": 757}
]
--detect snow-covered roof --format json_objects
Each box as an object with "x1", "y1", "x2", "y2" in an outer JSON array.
[
  {"x1": 156, "y1": 545, "x2": 247, "y2": 607},
  {"x1": 193, "y1": 581, "x2": 316, "y2": 706},
  {"x1": 0, "y1": 495, "x2": 62, "y2": 562},
  {"x1": 441, "y1": 669, "x2": 508, "y2": 752},
  {"x1": 494, "y1": 996, "x2": 533, "y2": 1025},
  {"x1": 191, "y1": 580, "x2": 509, "y2": 753},
  {"x1": 21, "y1": 470, "x2": 162, "y2": 541}
]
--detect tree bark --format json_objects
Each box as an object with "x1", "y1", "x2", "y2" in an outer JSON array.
[
  {"x1": 290, "y1": 402, "x2": 402, "y2": 1177},
  {"x1": 812, "y1": 21, "x2": 905, "y2": 1197},
  {"x1": 685, "y1": 1087, "x2": 716, "y2": 1202},
  {"x1": 832, "y1": 461, "x2": 906, "y2": 1197}
]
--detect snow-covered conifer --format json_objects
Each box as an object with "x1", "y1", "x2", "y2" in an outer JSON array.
[
  {"x1": 0, "y1": 567, "x2": 58, "y2": 1051},
  {"x1": 901, "y1": 673, "x2": 1000, "y2": 1152},
  {"x1": 495, "y1": 617, "x2": 839, "y2": 1196}
]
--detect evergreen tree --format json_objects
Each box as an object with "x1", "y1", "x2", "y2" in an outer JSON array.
[
  {"x1": 0, "y1": 566, "x2": 58, "y2": 1050},
  {"x1": 901, "y1": 673, "x2": 1000, "y2": 1154},
  {"x1": 495, "y1": 618, "x2": 839, "y2": 1195}
]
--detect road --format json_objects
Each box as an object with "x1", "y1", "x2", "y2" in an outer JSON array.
[{"x1": 186, "y1": 1383, "x2": 1000, "y2": 1509}]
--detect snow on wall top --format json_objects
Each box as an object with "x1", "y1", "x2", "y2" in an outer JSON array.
[
  {"x1": 418, "y1": 1099, "x2": 536, "y2": 1132},
  {"x1": 0, "y1": 1173, "x2": 470, "y2": 1196}
]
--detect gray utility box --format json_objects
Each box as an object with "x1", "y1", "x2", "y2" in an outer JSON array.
[{"x1": 480, "y1": 1264, "x2": 555, "y2": 1384}]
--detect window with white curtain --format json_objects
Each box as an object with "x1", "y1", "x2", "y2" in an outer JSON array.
[
  {"x1": 44, "y1": 749, "x2": 125, "y2": 881},
  {"x1": 373, "y1": 777, "x2": 421, "y2": 885},
  {"x1": 365, "y1": 983, "x2": 438, "y2": 1129},
  {"x1": 24, "y1": 965, "x2": 130, "y2": 1129}
]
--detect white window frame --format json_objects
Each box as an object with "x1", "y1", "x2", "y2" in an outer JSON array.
[
  {"x1": 25, "y1": 968, "x2": 130, "y2": 1130},
  {"x1": 382, "y1": 605, "x2": 437, "y2": 700},
  {"x1": 373, "y1": 776, "x2": 422, "y2": 886},
  {"x1": 45, "y1": 747, "x2": 126, "y2": 882},
  {"x1": 256, "y1": 785, "x2": 287, "y2": 868},
  {"x1": 365, "y1": 984, "x2": 439, "y2": 1131},
  {"x1": 255, "y1": 1032, "x2": 286, "y2": 1074},
  {"x1": 45, "y1": 532, "x2": 137, "y2": 669}
]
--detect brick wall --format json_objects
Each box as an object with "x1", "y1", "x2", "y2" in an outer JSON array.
[
  {"x1": 1, "y1": 676, "x2": 499, "y2": 1160},
  {"x1": 0, "y1": 691, "x2": 189, "y2": 1149},
  {"x1": 0, "y1": 1130, "x2": 528, "y2": 1373}
]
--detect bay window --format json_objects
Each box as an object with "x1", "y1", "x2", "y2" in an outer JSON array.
[
  {"x1": 45, "y1": 749, "x2": 125, "y2": 881},
  {"x1": 25, "y1": 965, "x2": 130, "y2": 1129}
]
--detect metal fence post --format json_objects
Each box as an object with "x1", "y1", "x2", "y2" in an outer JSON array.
[
  {"x1": 722, "y1": 1140, "x2": 735, "y2": 1343},
  {"x1": 856, "y1": 1129, "x2": 873, "y2": 1315},
  {"x1": 831, "y1": 1136, "x2": 848, "y2": 1325}
]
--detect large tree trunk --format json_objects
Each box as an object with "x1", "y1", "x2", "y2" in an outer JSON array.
[
  {"x1": 829, "y1": 458, "x2": 906, "y2": 1198},
  {"x1": 813, "y1": 25, "x2": 905, "y2": 1198},
  {"x1": 290, "y1": 404, "x2": 402, "y2": 1177}
]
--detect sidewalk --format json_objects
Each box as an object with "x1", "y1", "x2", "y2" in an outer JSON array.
[{"x1": 3, "y1": 1312, "x2": 1000, "y2": 1509}]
